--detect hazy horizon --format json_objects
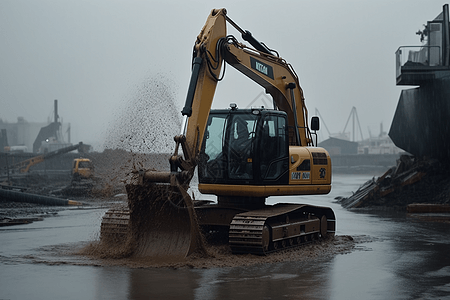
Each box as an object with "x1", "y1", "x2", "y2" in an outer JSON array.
[{"x1": 1, "y1": 0, "x2": 446, "y2": 151}]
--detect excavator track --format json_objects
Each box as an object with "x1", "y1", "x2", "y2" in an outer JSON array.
[
  {"x1": 99, "y1": 202, "x2": 335, "y2": 256},
  {"x1": 229, "y1": 204, "x2": 335, "y2": 255},
  {"x1": 100, "y1": 204, "x2": 130, "y2": 244}
]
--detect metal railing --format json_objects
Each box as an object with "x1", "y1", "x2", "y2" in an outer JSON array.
[{"x1": 395, "y1": 45, "x2": 441, "y2": 78}]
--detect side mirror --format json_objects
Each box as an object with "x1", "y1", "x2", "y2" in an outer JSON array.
[{"x1": 311, "y1": 116, "x2": 320, "y2": 131}]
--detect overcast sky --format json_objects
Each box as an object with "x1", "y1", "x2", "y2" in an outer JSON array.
[{"x1": 0, "y1": 0, "x2": 446, "y2": 150}]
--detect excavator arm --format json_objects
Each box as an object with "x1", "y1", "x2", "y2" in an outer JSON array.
[
  {"x1": 168, "y1": 8, "x2": 314, "y2": 186},
  {"x1": 222, "y1": 35, "x2": 312, "y2": 147}
]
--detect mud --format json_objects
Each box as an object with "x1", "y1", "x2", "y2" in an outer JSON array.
[
  {"x1": 93, "y1": 177, "x2": 208, "y2": 261},
  {"x1": 80, "y1": 177, "x2": 355, "y2": 269},
  {"x1": 85, "y1": 75, "x2": 183, "y2": 199},
  {"x1": 127, "y1": 182, "x2": 205, "y2": 257},
  {"x1": 79, "y1": 177, "x2": 354, "y2": 269},
  {"x1": 76, "y1": 234, "x2": 354, "y2": 269},
  {"x1": 103, "y1": 74, "x2": 181, "y2": 154},
  {"x1": 87, "y1": 150, "x2": 171, "y2": 199},
  {"x1": 0, "y1": 201, "x2": 62, "y2": 225}
]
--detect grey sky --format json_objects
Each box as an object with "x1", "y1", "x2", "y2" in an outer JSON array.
[{"x1": 0, "y1": 0, "x2": 445, "y2": 150}]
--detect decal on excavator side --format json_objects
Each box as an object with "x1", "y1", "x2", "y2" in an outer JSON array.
[
  {"x1": 250, "y1": 57, "x2": 274, "y2": 79},
  {"x1": 291, "y1": 171, "x2": 310, "y2": 180}
]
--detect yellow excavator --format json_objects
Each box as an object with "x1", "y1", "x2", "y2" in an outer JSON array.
[
  {"x1": 4, "y1": 142, "x2": 87, "y2": 174},
  {"x1": 101, "y1": 8, "x2": 335, "y2": 257},
  {"x1": 72, "y1": 158, "x2": 93, "y2": 181}
]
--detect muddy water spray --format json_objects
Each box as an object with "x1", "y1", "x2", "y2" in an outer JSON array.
[
  {"x1": 89, "y1": 75, "x2": 182, "y2": 198},
  {"x1": 104, "y1": 75, "x2": 181, "y2": 154},
  {"x1": 95, "y1": 74, "x2": 209, "y2": 259}
]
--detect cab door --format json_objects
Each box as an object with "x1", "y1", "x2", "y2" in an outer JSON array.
[{"x1": 259, "y1": 114, "x2": 289, "y2": 184}]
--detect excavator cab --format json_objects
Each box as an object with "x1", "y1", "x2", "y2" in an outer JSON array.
[
  {"x1": 199, "y1": 106, "x2": 289, "y2": 186},
  {"x1": 72, "y1": 158, "x2": 93, "y2": 181}
]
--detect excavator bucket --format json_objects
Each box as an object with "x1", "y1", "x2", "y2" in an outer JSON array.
[
  {"x1": 100, "y1": 176, "x2": 205, "y2": 259},
  {"x1": 125, "y1": 181, "x2": 204, "y2": 259}
]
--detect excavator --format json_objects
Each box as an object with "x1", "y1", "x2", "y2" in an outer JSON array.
[
  {"x1": 101, "y1": 8, "x2": 335, "y2": 257},
  {"x1": 4, "y1": 142, "x2": 88, "y2": 174}
]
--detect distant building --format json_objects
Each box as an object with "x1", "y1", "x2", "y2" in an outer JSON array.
[
  {"x1": 319, "y1": 137, "x2": 358, "y2": 155},
  {"x1": 0, "y1": 118, "x2": 70, "y2": 153},
  {"x1": 358, "y1": 133, "x2": 403, "y2": 155}
]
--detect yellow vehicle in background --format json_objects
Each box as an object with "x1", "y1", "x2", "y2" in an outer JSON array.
[
  {"x1": 72, "y1": 158, "x2": 93, "y2": 181},
  {"x1": 3, "y1": 142, "x2": 87, "y2": 175}
]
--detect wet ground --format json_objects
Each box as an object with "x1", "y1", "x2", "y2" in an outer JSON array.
[{"x1": 1, "y1": 173, "x2": 449, "y2": 300}]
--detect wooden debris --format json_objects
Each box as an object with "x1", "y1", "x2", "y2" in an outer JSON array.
[{"x1": 337, "y1": 155, "x2": 448, "y2": 209}]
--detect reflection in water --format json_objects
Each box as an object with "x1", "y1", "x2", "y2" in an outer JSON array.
[
  {"x1": 331, "y1": 210, "x2": 450, "y2": 300},
  {"x1": 386, "y1": 213, "x2": 450, "y2": 299},
  {"x1": 95, "y1": 267, "x2": 129, "y2": 300},
  {"x1": 127, "y1": 268, "x2": 199, "y2": 300},
  {"x1": 194, "y1": 268, "x2": 225, "y2": 300},
  {"x1": 118, "y1": 260, "x2": 335, "y2": 300}
]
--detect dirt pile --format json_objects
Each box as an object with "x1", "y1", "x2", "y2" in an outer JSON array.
[{"x1": 337, "y1": 155, "x2": 450, "y2": 209}]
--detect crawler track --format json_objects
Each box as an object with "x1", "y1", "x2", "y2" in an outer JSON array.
[
  {"x1": 229, "y1": 204, "x2": 335, "y2": 255},
  {"x1": 99, "y1": 203, "x2": 335, "y2": 255},
  {"x1": 100, "y1": 204, "x2": 130, "y2": 244}
]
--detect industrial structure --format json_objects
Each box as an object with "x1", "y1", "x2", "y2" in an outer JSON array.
[
  {"x1": 0, "y1": 100, "x2": 71, "y2": 153},
  {"x1": 390, "y1": 4, "x2": 450, "y2": 163}
]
